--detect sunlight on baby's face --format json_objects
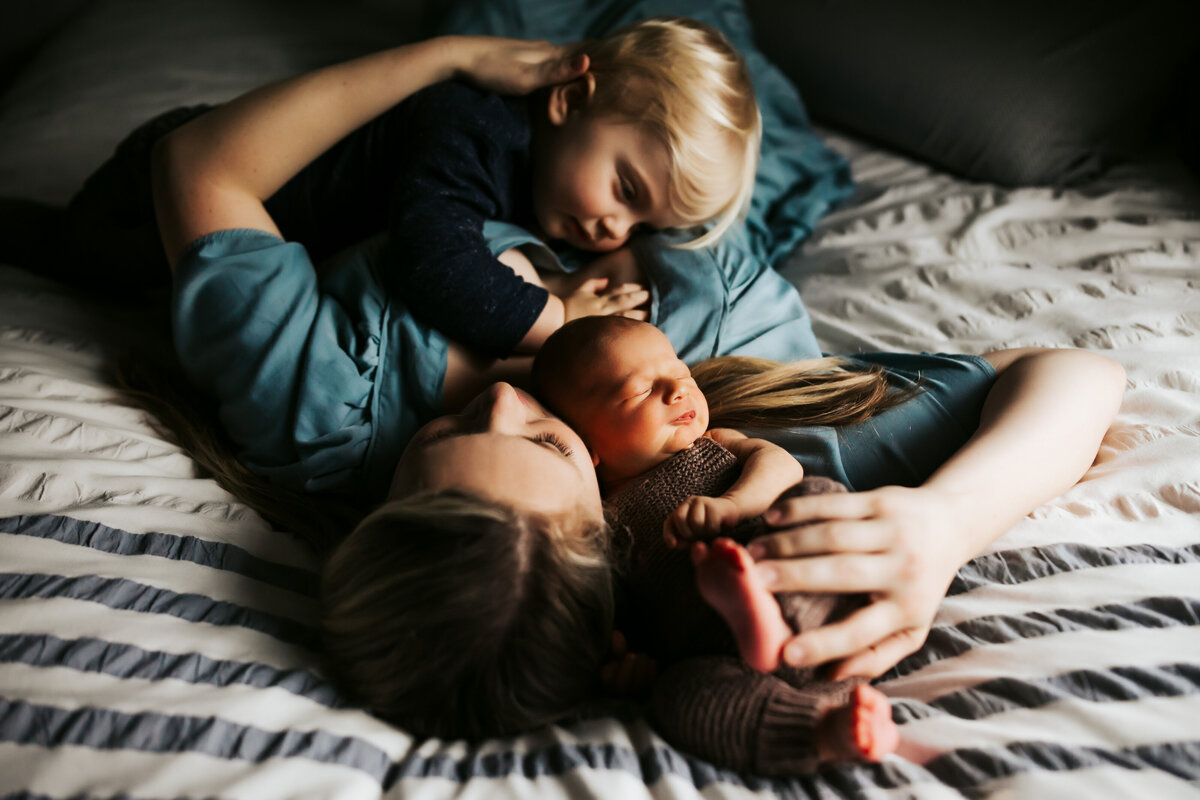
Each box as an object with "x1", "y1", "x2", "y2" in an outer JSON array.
[{"x1": 568, "y1": 321, "x2": 709, "y2": 484}]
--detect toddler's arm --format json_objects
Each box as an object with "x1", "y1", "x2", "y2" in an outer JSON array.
[
  {"x1": 665, "y1": 429, "x2": 804, "y2": 544},
  {"x1": 487, "y1": 246, "x2": 649, "y2": 342}
]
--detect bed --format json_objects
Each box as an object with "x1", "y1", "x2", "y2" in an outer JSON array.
[{"x1": 2, "y1": 1, "x2": 1199, "y2": 798}]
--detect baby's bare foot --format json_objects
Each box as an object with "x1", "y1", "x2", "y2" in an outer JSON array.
[
  {"x1": 817, "y1": 684, "x2": 899, "y2": 763},
  {"x1": 692, "y1": 538, "x2": 792, "y2": 672}
]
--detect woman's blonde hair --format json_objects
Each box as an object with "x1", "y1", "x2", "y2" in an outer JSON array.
[
  {"x1": 533, "y1": 317, "x2": 914, "y2": 432},
  {"x1": 113, "y1": 353, "x2": 362, "y2": 555},
  {"x1": 116, "y1": 353, "x2": 615, "y2": 739},
  {"x1": 320, "y1": 490, "x2": 614, "y2": 740},
  {"x1": 692, "y1": 355, "x2": 910, "y2": 429},
  {"x1": 570, "y1": 16, "x2": 762, "y2": 249}
]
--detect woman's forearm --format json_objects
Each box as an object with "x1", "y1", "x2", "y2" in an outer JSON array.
[
  {"x1": 152, "y1": 38, "x2": 465, "y2": 263},
  {"x1": 926, "y1": 347, "x2": 1125, "y2": 564}
]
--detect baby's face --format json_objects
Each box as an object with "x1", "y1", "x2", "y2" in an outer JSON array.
[{"x1": 569, "y1": 321, "x2": 709, "y2": 483}]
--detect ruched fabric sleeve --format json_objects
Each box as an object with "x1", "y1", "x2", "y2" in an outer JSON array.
[
  {"x1": 746, "y1": 353, "x2": 997, "y2": 491},
  {"x1": 171, "y1": 229, "x2": 380, "y2": 495},
  {"x1": 837, "y1": 353, "x2": 997, "y2": 490}
]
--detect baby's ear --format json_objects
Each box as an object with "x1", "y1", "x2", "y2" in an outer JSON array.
[
  {"x1": 546, "y1": 72, "x2": 597, "y2": 126},
  {"x1": 589, "y1": 448, "x2": 601, "y2": 468}
]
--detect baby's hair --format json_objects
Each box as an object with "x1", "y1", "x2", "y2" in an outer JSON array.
[
  {"x1": 569, "y1": 16, "x2": 762, "y2": 249},
  {"x1": 320, "y1": 489, "x2": 614, "y2": 740}
]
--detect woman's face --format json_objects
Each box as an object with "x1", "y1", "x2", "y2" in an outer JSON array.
[{"x1": 389, "y1": 382, "x2": 604, "y2": 521}]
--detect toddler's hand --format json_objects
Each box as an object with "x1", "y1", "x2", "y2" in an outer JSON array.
[
  {"x1": 664, "y1": 496, "x2": 741, "y2": 546},
  {"x1": 449, "y1": 36, "x2": 589, "y2": 96},
  {"x1": 562, "y1": 277, "x2": 649, "y2": 322}
]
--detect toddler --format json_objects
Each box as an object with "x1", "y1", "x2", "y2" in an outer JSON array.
[
  {"x1": 533, "y1": 316, "x2": 899, "y2": 774},
  {"x1": 4, "y1": 16, "x2": 761, "y2": 368}
]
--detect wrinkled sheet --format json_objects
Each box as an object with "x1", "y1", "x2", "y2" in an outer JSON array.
[{"x1": 3, "y1": 130, "x2": 1198, "y2": 797}]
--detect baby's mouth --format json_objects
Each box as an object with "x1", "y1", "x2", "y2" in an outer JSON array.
[{"x1": 672, "y1": 410, "x2": 696, "y2": 425}]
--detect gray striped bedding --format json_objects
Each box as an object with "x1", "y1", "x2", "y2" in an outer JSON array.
[
  {"x1": 3, "y1": 133, "x2": 1198, "y2": 798},
  {"x1": 2, "y1": 1, "x2": 1199, "y2": 796}
]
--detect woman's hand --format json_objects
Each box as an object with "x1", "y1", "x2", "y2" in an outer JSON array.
[
  {"x1": 448, "y1": 36, "x2": 589, "y2": 96},
  {"x1": 748, "y1": 485, "x2": 971, "y2": 680}
]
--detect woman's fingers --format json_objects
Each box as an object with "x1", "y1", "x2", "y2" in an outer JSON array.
[
  {"x1": 829, "y1": 628, "x2": 927, "y2": 681},
  {"x1": 748, "y1": 519, "x2": 895, "y2": 559},
  {"x1": 779, "y1": 601, "x2": 903, "y2": 669},
  {"x1": 757, "y1": 552, "x2": 897, "y2": 594},
  {"x1": 763, "y1": 490, "x2": 874, "y2": 528}
]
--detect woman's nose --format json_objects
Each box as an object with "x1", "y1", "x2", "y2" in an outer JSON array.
[{"x1": 481, "y1": 382, "x2": 528, "y2": 432}]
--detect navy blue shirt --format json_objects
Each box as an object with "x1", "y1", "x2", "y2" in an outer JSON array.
[{"x1": 266, "y1": 81, "x2": 548, "y2": 358}]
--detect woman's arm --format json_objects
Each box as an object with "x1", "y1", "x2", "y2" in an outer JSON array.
[
  {"x1": 748, "y1": 347, "x2": 1125, "y2": 679},
  {"x1": 151, "y1": 37, "x2": 586, "y2": 267}
]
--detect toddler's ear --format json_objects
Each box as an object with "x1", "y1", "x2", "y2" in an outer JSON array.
[{"x1": 546, "y1": 73, "x2": 597, "y2": 126}]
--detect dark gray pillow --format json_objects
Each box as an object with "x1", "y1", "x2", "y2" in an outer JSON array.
[{"x1": 744, "y1": 0, "x2": 1198, "y2": 186}]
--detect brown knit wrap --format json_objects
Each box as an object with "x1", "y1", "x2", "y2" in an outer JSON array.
[{"x1": 605, "y1": 436, "x2": 868, "y2": 775}]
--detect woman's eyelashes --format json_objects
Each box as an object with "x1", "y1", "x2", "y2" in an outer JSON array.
[{"x1": 531, "y1": 431, "x2": 576, "y2": 459}]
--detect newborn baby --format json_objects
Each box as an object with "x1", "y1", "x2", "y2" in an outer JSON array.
[{"x1": 533, "y1": 316, "x2": 898, "y2": 774}]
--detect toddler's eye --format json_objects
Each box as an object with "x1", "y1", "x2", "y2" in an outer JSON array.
[{"x1": 619, "y1": 176, "x2": 637, "y2": 202}]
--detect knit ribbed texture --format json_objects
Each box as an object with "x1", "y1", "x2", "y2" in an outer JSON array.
[{"x1": 606, "y1": 438, "x2": 871, "y2": 774}]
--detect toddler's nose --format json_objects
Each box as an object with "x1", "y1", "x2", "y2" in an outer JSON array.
[{"x1": 600, "y1": 213, "x2": 634, "y2": 244}]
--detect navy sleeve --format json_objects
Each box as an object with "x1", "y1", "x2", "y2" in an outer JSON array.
[
  {"x1": 382, "y1": 83, "x2": 548, "y2": 357},
  {"x1": 265, "y1": 82, "x2": 548, "y2": 358},
  {"x1": 836, "y1": 353, "x2": 998, "y2": 491}
]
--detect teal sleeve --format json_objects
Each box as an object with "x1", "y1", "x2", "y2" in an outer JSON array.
[
  {"x1": 836, "y1": 353, "x2": 998, "y2": 490},
  {"x1": 744, "y1": 353, "x2": 997, "y2": 491},
  {"x1": 171, "y1": 229, "x2": 380, "y2": 495}
]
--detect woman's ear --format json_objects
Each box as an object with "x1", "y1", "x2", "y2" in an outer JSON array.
[
  {"x1": 546, "y1": 72, "x2": 597, "y2": 126},
  {"x1": 589, "y1": 448, "x2": 600, "y2": 468}
]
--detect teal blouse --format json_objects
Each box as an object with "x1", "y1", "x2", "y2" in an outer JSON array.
[{"x1": 172, "y1": 226, "x2": 996, "y2": 500}]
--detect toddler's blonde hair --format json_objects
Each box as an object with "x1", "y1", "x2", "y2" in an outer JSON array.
[{"x1": 571, "y1": 16, "x2": 762, "y2": 249}]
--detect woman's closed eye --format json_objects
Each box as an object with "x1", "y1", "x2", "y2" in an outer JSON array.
[{"x1": 530, "y1": 431, "x2": 576, "y2": 459}]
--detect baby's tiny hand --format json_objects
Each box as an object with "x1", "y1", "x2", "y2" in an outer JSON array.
[{"x1": 664, "y1": 496, "x2": 740, "y2": 546}]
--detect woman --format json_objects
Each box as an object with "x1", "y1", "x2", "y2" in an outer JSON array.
[{"x1": 147, "y1": 30, "x2": 1123, "y2": 739}]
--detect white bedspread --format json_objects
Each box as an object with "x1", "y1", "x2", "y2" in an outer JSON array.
[{"x1": 1, "y1": 133, "x2": 1199, "y2": 798}]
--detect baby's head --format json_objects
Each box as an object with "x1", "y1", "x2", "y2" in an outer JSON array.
[
  {"x1": 534, "y1": 316, "x2": 710, "y2": 486},
  {"x1": 531, "y1": 16, "x2": 761, "y2": 253}
]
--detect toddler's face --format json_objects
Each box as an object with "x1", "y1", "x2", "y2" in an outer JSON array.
[
  {"x1": 532, "y1": 83, "x2": 686, "y2": 252},
  {"x1": 569, "y1": 321, "x2": 709, "y2": 483}
]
